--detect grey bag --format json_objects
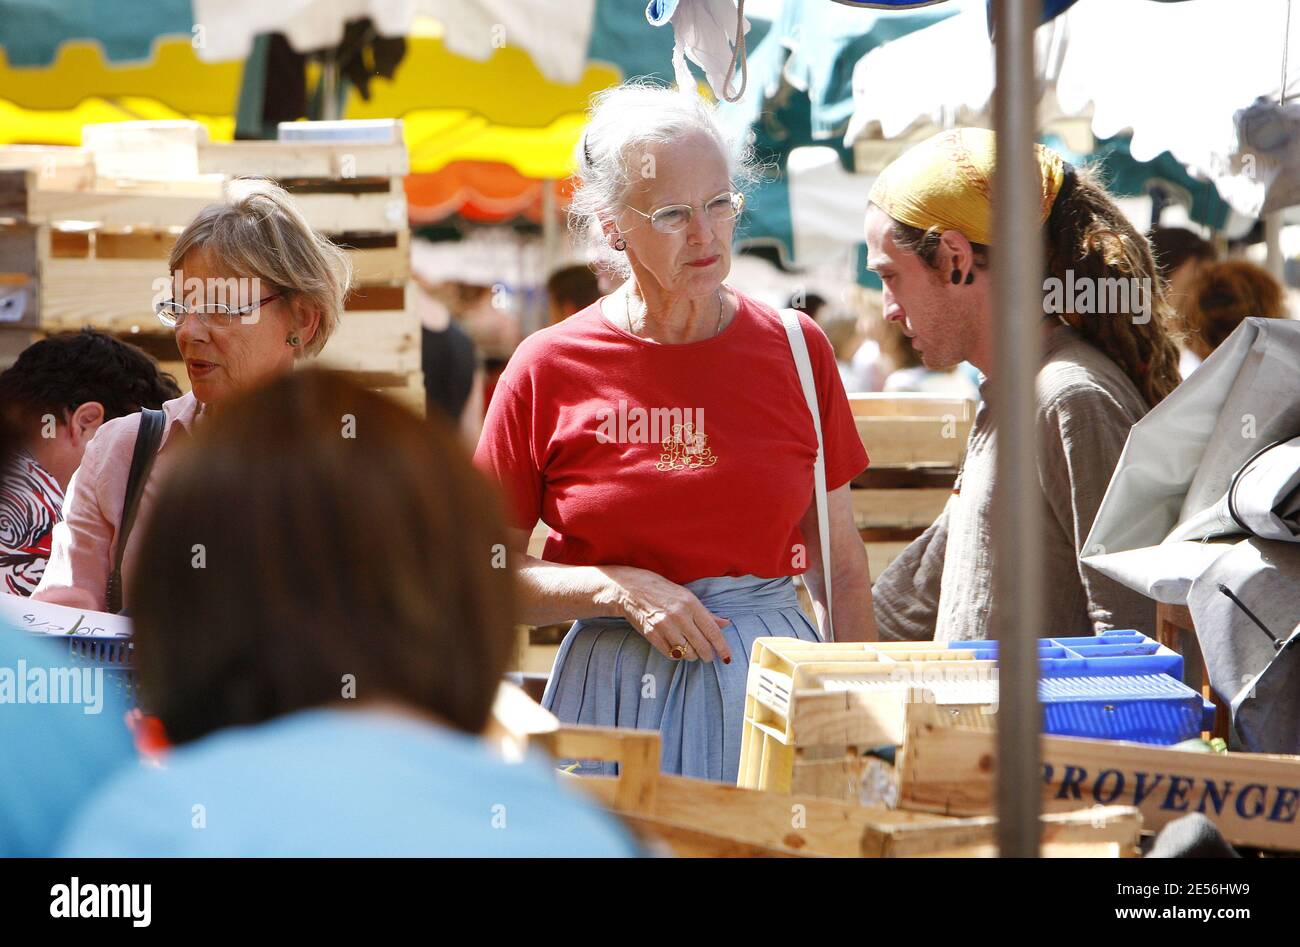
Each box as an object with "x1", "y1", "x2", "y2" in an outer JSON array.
[
  {"x1": 1082, "y1": 318, "x2": 1300, "y2": 603},
  {"x1": 1080, "y1": 319, "x2": 1300, "y2": 753},
  {"x1": 1186, "y1": 539, "x2": 1300, "y2": 754},
  {"x1": 1221, "y1": 436, "x2": 1300, "y2": 541}
]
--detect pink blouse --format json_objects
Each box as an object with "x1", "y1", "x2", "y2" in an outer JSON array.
[{"x1": 31, "y1": 391, "x2": 205, "y2": 613}]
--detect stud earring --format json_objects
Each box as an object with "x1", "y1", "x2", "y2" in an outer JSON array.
[
  {"x1": 613, "y1": 237, "x2": 626, "y2": 252},
  {"x1": 950, "y1": 269, "x2": 961, "y2": 285},
  {"x1": 287, "y1": 334, "x2": 301, "y2": 347}
]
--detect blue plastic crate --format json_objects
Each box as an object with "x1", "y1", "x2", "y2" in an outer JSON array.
[
  {"x1": 58, "y1": 634, "x2": 136, "y2": 705},
  {"x1": 1037, "y1": 674, "x2": 1209, "y2": 745},
  {"x1": 947, "y1": 629, "x2": 1184, "y2": 680},
  {"x1": 945, "y1": 629, "x2": 1215, "y2": 742}
]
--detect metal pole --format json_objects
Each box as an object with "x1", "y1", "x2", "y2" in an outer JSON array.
[
  {"x1": 992, "y1": 0, "x2": 1044, "y2": 858},
  {"x1": 1264, "y1": 212, "x2": 1285, "y2": 285},
  {"x1": 321, "y1": 52, "x2": 341, "y2": 122}
]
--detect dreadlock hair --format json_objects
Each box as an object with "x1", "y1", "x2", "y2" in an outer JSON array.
[
  {"x1": 1042, "y1": 165, "x2": 1181, "y2": 407},
  {"x1": 886, "y1": 164, "x2": 1182, "y2": 408}
]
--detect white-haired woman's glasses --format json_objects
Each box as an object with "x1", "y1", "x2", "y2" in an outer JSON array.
[
  {"x1": 623, "y1": 191, "x2": 745, "y2": 235},
  {"x1": 154, "y1": 293, "x2": 283, "y2": 329}
]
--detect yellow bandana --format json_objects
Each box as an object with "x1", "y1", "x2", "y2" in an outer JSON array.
[{"x1": 868, "y1": 127, "x2": 1066, "y2": 246}]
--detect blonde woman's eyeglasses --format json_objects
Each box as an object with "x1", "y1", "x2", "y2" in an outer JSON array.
[{"x1": 155, "y1": 293, "x2": 283, "y2": 329}]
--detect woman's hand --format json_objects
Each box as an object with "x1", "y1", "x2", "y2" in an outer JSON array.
[{"x1": 603, "y1": 565, "x2": 733, "y2": 664}]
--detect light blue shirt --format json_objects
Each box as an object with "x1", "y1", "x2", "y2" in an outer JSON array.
[
  {"x1": 58, "y1": 707, "x2": 644, "y2": 857},
  {"x1": 0, "y1": 624, "x2": 136, "y2": 856}
]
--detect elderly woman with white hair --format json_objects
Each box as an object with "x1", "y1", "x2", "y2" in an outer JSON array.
[
  {"x1": 475, "y1": 82, "x2": 876, "y2": 783},
  {"x1": 33, "y1": 178, "x2": 350, "y2": 613}
]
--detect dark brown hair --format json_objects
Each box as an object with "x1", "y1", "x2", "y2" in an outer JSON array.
[
  {"x1": 885, "y1": 164, "x2": 1181, "y2": 407},
  {"x1": 128, "y1": 369, "x2": 516, "y2": 745},
  {"x1": 0, "y1": 329, "x2": 180, "y2": 433},
  {"x1": 1149, "y1": 226, "x2": 1217, "y2": 277},
  {"x1": 546, "y1": 265, "x2": 601, "y2": 320},
  {"x1": 1185, "y1": 260, "x2": 1287, "y2": 359}
]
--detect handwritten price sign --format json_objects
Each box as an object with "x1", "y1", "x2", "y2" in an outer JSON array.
[{"x1": 0, "y1": 594, "x2": 133, "y2": 639}]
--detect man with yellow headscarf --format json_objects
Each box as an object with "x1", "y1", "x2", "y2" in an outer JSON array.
[{"x1": 866, "y1": 128, "x2": 1180, "y2": 642}]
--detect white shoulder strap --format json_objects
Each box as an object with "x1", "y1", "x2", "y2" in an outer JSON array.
[{"x1": 779, "y1": 309, "x2": 834, "y2": 642}]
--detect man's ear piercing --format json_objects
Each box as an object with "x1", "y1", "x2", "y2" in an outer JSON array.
[
  {"x1": 950, "y1": 269, "x2": 961, "y2": 285},
  {"x1": 287, "y1": 335, "x2": 301, "y2": 347}
]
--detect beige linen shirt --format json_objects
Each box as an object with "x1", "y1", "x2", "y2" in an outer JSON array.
[{"x1": 873, "y1": 326, "x2": 1158, "y2": 641}]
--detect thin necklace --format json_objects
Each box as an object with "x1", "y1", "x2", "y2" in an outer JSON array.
[{"x1": 625, "y1": 289, "x2": 724, "y2": 339}]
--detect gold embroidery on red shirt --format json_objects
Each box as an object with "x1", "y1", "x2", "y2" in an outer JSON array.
[{"x1": 656, "y1": 422, "x2": 718, "y2": 471}]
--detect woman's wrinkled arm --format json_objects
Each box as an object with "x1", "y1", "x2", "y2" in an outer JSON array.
[{"x1": 798, "y1": 483, "x2": 877, "y2": 642}]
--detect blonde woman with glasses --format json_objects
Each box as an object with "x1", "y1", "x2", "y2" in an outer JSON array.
[
  {"x1": 475, "y1": 82, "x2": 876, "y2": 784},
  {"x1": 33, "y1": 178, "x2": 350, "y2": 613}
]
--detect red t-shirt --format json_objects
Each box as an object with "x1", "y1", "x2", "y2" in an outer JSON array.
[{"x1": 473, "y1": 292, "x2": 869, "y2": 585}]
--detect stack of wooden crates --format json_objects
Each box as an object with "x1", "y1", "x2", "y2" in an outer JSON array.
[
  {"x1": 848, "y1": 392, "x2": 973, "y2": 577},
  {"x1": 0, "y1": 121, "x2": 422, "y2": 413}
]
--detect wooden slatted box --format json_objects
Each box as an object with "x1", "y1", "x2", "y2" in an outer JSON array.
[
  {"x1": 538, "y1": 725, "x2": 1141, "y2": 857},
  {"x1": 848, "y1": 394, "x2": 973, "y2": 576},
  {"x1": 0, "y1": 127, "x2": 423, "y2": 414}
]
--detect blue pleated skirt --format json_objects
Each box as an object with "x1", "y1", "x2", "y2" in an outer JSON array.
[{"x1": 540, "y1": 573, "x2": 822, "y2": 784}]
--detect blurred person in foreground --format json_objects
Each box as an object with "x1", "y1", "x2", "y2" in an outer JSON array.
[
  {"x1": 1149, "y1": 226, "x2": 1217, "y2": 377},
  {"x1": 867, "y1": 128, "x2": 1180, "y2": 641},
  {"x1": 0, "y1": 330, "x2": 179, "y2": 596},
  {"x1": 32, "y1": 179, "x2": 350, "y2": 613},
  {"x1": 1182, "y1": 259, "x2": 1288, "y2": 366},
  {"x1": 0, "y1": 410, "x2": 136, "y2": 856},
  {"x1": 58, "y1": 370, "x2": 640, "y2": 857},
  {"x1": 475, "y1": 81, "x2": 873, "y2": 784}
]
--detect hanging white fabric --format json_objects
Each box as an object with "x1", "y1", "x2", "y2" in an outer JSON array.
[{"x1": 647, "y1": 0, "x2": 750, "y2": 101}]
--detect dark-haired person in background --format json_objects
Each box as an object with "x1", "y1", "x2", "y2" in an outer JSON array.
[
  {"x1": 0, "y1": 330, "x2": 180, "y2": 595},
  {"x1": 1149, "y1": 226, "x2": 1217, "y2": 377},
  {"x1": 414, "y1": 275, "x2": 483, "y2": 443},
  {"x1": 59, "y1": 370, "x2": 640, "y2": 856},
  {"x1": 546, "y1": 265, "x2": 601, "y2": 326}
]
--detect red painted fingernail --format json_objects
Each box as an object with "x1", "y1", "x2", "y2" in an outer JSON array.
[{"x1": 723, "y1": 656, "x2": 731, "y2": 665}]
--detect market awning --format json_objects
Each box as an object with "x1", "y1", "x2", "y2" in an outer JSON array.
[{"x1": 0, "y1": 1, "x2": 675, "y2": 175}]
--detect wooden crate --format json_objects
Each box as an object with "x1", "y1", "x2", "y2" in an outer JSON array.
[
  {"x1": 849, "y1": 393, "x2": 974, "y2": 469},
  {"x1": 535, "y1": 725, "x2": 1140, "y2": 857},
  {"x1": 738, "y1": 638, "x2": 998, "y2": 794},
  {"x1": 0, "y1": 127, "x2": 422, "y2": 413},
  {"x1": 738, "y1": 672, "x2": 1300, "y2": 854},
  {"x1": 896, "y1": 700, "x2": 1300, "y2": 853},
  {"x1": 0, "y1": 221, "x2": 39, "y2": 329},
  {"x1": 846, "y1": 397, "x2": 968, "y2": 578},
  {"x1": 0, "y1": 326, "x2": 38, "y2": 369}
]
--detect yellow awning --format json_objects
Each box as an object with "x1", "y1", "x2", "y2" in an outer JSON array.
[{"x1": 0, "y1": 33, "x2": 622, "y2": 177}]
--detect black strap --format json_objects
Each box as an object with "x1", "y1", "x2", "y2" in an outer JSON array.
[
  {"x1": 1225, "y1": 437, "x2": 1287, "y2": 536},
  {"x1": 105, "y1": 408, "x2": 166, "y2": 615}
]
